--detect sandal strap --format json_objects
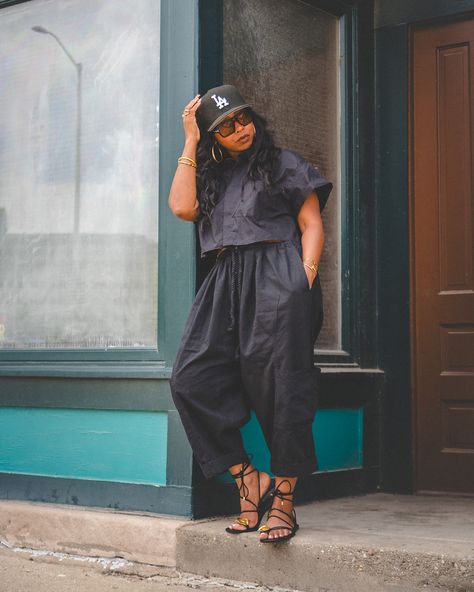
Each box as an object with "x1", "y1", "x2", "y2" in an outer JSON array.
[
  {"x1": 238, "y1": 508, "x2": 257, "y2": 515},
  {"x1": 259, "y1": 524, "x2": 295, "y2": 534},
  {"x1": 229, "y1": 460, "x2": 256, "y2": 482},
  {"x1": 229, "y1": 461, "x2": 260, "y2": 511},
  {"x1": 264, "y1": 479, "x2": 297, "y2": 530},
  {"x1": 271, "y1": 479, "x2": 295, "y2": 503},
  {"x1": 266, "y1": 507, "x2": 296, "y2": 529}
]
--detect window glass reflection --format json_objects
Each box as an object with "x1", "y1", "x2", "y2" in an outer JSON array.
[
  {"x1": 0, "y1": 0, "x2": 160, "y2": 349},
  {"x1": 223, "y1": 0, "x2": 342, "y2": 350}
]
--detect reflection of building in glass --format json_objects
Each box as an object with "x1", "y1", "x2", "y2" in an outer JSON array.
[
  {"x1": 223, "y1": 0, "x2": 341, "y2": 351},
  {"x1": 0, "y1": 231, "x2": 158, "y2": 348},
  {"x1": 32, "y1": 25, "x2": 83, "y2": 234}
]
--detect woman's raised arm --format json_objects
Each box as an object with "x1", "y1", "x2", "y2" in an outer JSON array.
[{"x1": 168, "y1": 95, "x2": 201, "y2": 222}]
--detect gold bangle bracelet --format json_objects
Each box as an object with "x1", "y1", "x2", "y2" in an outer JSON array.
[
  {"x1": 178, "y1": 156, "x2": 197, "y2": 168},
  {"x1": 303, "y1": 261, "x2": 319, "y2": 275}
]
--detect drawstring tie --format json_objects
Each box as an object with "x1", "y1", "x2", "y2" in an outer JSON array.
[
  {"x1": 216, "y1": 240, "x2": 281, "y2": 333},
  {"x1": 227, "y1": 246, "x2": 242, "y2": 333}
]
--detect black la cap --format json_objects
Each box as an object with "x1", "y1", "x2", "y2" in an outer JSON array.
[{"x1": 197, "y1": 84, "x2": 251, "y2": 132}]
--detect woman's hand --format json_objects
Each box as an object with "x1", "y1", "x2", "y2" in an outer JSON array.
[
  {"x1": 182, "y1": 95, "x2": 201, "y2": 145},
  {"x1": 304, "y1": 266, "x2": 316, "y2": 289}
]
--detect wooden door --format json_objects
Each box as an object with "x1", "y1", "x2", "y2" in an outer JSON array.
[{"x1": 412, "y1": 19, "x2": 474, "y2": 494}]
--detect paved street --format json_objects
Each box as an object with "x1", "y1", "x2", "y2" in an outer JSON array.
[
  {"x1": 0, "y1": 544, "x2": 293, "y2": 592},
  {"x1": 0, "y1": 542, "x2": 457, "y2": 592}
]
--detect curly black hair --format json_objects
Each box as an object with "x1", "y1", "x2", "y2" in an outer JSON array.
[{"x1": 196, "y1": 109, "x2": 281, "y2": 224}]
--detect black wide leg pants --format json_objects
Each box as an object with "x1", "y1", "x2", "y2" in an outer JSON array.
[{"x1": 169, "y1": 240, "x2": 323, "y2": 479}]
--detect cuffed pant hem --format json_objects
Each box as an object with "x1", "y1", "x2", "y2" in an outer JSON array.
[
  {"x1": 270, "y1": 457, "x2": 318, "y2": 477},
  {"x1": 199, "y1": 450, "x2": 251, "y2": 480}
]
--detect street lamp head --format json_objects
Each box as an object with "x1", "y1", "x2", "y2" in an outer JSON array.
[{"x1": 31, "y1": 25, "x2": 50, "y2": 34}]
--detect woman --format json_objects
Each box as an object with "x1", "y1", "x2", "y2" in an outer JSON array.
[{"x1": 168, "y1": 85, "x2": 333, "y2": 543}]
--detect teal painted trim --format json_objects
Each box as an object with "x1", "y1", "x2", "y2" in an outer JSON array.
[
  {"x1": 0, "y1": 473, "x2": 192, "y2": 516},
  {"x1": 0, "y1": 408, "x2": 168, "y2": 485},
  {"x1": 314, "y1": 408, "x2": 363, "y2": 470},
  {"x1": 216, "y1": 407, "x2": 363, "y2": 483},
  {"x1": 159, "y1": 0, "x2": 199, "y2": 366}
]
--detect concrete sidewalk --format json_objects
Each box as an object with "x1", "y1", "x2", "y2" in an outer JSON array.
[
  {"x1": 1, "y1": 493, "x2": 473, "y2": 591},
  {"x1": 177, "y1": 493, "x2": 474, "y2": 592}
]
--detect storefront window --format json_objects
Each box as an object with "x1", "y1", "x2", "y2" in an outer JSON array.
[
  {"x1": 0, "y1": 0, "x2": 160, "y2": 349},
  {"x1": 223, "y1": 0, "x2": 342, "y2": 351}
]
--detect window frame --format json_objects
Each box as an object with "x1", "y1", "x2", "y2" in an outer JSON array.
[
  {"x1": 0, "y1": 0, "x2": 198, "y2": 371},
  {"x1": 199, "y1": 0, "x2": 376, "y2": 369}
]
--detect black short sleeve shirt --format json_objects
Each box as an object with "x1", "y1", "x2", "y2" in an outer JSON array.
[{"x1": 196, "y1": 149, "x2": 333, "y2": 257}]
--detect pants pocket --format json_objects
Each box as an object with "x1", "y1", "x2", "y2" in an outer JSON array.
[{"x1": 287, "y1": 240, "x2": 312, "y2": 292}]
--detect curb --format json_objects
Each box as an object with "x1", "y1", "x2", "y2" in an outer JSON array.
[
  {"x1": 0, "y1": 500, "x2": 188, "y2": 567},
  {"x1": 175, "y1": 512, "x2": 474, "y2": 592}
]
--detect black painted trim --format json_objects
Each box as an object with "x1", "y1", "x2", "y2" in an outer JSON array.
[
  {"x1": 375, "y1": 24, "x2": 412, "y2": 494},
  {"x1": 0, "y1": 473, "x2": 192, "y2": 516},
  {"x1": 375, "y1": 0, "x2": 474, "y2": 29},
  {"x1": 198, "y1": 0, "x2": 223, "y2": 94}
]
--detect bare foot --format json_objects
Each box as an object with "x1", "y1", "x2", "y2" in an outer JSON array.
[
  {"x1": 227, "y1": 464, "x2": 272, "y2": 532},
  {"x1": 259, "y1": 477, "x2": 297, "y2": 541}
]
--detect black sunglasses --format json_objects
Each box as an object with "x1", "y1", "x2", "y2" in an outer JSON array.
[{"x1": 211, "y1": 109, "x2": 253, "y2": 138}]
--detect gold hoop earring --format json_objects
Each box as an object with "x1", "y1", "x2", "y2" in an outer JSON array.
[{"x1": 211, "y1": 141, "x2": 223, "y2": 163}]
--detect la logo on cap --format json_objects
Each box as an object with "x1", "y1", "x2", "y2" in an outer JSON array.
[{"x1": 211, "y1": 94, "x2": 229, "y2": 109}]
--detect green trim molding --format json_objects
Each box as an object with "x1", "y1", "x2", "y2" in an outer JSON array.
[{"x1": 0, "y1": 473, "x2": 192, "y2": 516}]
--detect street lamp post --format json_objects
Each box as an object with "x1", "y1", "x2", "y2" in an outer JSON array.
[{"x1": 32, "y1": 26, "x2": 82, "y2": 235}]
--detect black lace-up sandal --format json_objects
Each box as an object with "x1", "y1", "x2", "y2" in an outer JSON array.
[
  {"x1": 225, "y1": 461, "x2": 273, "y2": 534},
  {"x1": 258, "y1": 479, "x2": 299, "y2": 543}
]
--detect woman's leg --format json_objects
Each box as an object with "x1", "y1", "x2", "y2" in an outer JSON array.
[
  {"x1": 227, "y1": 462, "x2": 272, "y2": 532},
  {"x1": 258, "y1": 476, "x2": 298, "y2": 541},
  {"x1": 239, "y1": 241, "x2": 322, "y2": 478},
  {"x1": 170, "y1": 258, "x2": 251, "y2": 479}
]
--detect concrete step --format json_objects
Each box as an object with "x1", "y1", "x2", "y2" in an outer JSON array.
[
  {"x1": 176, "y1": 492, "x2": 474, "y2": 592},
  {"x1": 0, "y1": 499, "x2": 188, "y2": 567}
]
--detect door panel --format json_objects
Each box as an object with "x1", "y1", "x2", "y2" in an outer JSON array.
[{"x1": 412, "y1": 19, "x2": 474, "y2": 494}]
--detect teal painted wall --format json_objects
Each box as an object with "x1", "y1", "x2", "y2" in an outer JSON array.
[
  {"x1": 312, "y1": 408, "x2": 364, "y2": 470},
  {"x1": 0, "y1": 408, "x2": 168, "y2": 485},
  {"x1": 218, "y1": 408, "x2": 363, "y2": 482}
]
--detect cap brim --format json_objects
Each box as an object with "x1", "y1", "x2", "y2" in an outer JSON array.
[{"x1": 207, "y1": 103, "x2": 252, "y2": 132}]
